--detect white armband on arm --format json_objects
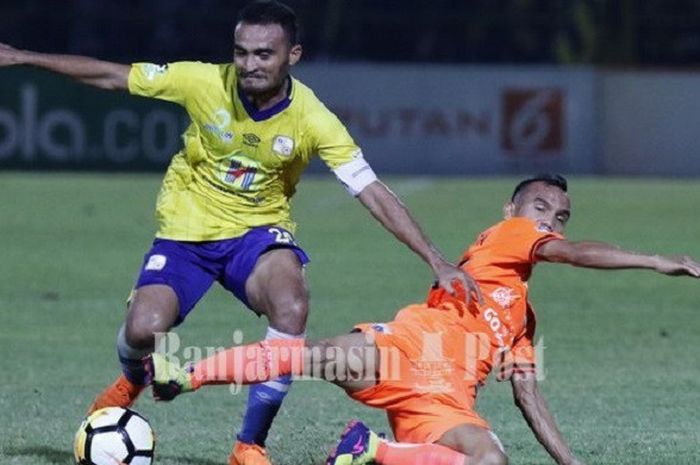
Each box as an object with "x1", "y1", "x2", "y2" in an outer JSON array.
[{"x1": 332, "y1": 152, "x2": 378, "y2": 196}]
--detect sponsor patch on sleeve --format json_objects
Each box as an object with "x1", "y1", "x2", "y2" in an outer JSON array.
[{"x1": 141, "y1": 63, "x2": 169, "y2": 81}]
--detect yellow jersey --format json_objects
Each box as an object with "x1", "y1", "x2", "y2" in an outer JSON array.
[{"x1": 128, "y1": 61, "x2": 361, "y2": 241}]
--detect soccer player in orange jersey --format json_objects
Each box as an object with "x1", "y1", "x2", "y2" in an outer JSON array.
[{"x1": 149, "y1": 174, "x2": 700, "y2": 465}]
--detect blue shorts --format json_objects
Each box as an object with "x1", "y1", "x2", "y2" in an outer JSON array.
[{"x1": 134, "y1": 226, "x2": 309, "y2": 324}]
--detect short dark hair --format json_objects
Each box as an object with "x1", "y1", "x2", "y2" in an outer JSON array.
[
  {"x1": 511, "y1": 173, "x2": 568, "y2": 201},
  {"x1": 237, "y1": 0, "x2": 299, "y2": 45}
]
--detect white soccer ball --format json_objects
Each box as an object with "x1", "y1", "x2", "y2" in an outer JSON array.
[{"x1": 74, "y1": 407, "x2": 155, "y2": 465}]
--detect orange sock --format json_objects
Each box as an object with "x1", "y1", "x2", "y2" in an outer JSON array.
[
  {"x1": 190, "y1": 338, "x2": 305, "y2": 389},
  {"x1": 377, "y1": 441, "x2": 466, "y2": 465}
]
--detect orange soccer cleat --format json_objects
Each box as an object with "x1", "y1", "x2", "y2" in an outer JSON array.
[
  {"x1": 229, "y1": 440, "x2": 271, "y2": 465},
  {"x1": 87, "y1": 374, "x2": 145, "y2": 414}
]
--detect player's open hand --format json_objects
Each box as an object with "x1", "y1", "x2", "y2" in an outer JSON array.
[
  {"x1": 433, "y1": 260, "x2": 483, "y2": 305},
  {"x1": 0, "y1": 42, "x2": 24, "y2": 66},
  {"x1": 653, "y1": 255, "x2": 700, "y2": 277}
]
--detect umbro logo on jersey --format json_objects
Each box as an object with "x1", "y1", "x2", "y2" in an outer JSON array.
[{"x1": 242, "y1": 133, "x2": 261, "y2": 147}]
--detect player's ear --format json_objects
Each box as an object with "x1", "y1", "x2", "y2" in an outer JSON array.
[
  {"x1": 503, "y1": 202, "x2": 515, "y2": 219},
  {"x1": 288, "y1": 44, "x2": 302, "y2": 65}
]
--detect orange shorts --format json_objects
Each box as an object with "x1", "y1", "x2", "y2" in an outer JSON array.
[{"x1": 350, "y1": 304, "x2": 491, "y2": 443}]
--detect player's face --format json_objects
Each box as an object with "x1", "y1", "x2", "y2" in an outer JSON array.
[
  {"x1": 233, "y1": 22, "x2": 301, "y2": 96},
  {"x1": 505, "y1": 182, "x2": 571, "y2": 233}
]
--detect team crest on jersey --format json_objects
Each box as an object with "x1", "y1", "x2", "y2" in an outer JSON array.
[
  {"x1": 219, "y1": 154, "x2": 262, "y2": 190},
  {"x1": 490, "y1": 287, "x2": 519, "y2": 309},
  {"x1": 272, "y1": 135, "x2": 294, "y2": 157}
]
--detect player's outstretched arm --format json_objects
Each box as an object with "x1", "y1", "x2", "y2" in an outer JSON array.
[
  {"x1": 536, "y1": 239, "x2": 700, "y2": 278},
  {"x1": 357, "y1": 180, "x2": 482, "y2": 302},
  {"x1": 0, "y1": 42, "x2": 129, "y2": 90},
  {"x1": 512, "y1": 376, "x2": 587, "y2": 465}
]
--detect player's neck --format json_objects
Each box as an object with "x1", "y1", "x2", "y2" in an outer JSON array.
[{"x1": 241, "y1": 77, "x2": 291, "y2": 112}]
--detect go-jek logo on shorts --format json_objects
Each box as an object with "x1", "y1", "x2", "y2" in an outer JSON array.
[{"x1": 501, "y1": 88, "x2": 564, "y2": 154}]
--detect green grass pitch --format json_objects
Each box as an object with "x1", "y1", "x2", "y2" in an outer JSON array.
[{"x1": 1, "y1": 173, "x2": 699, "y2": 465}]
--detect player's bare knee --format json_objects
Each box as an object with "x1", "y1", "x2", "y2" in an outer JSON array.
[
  {"x1": 342, "y1": 336, "x2": 379, "y2": 381},
  {"x1": 267, "y1": 297, "x2": 308, "y2": 335},
  {"x1": 124, "y1": 285, "x2": 178, "y2": 348},
  {"x1": 125, "y1": 321, "x2": 158, "y2": 349},
  {"x1": 125, "y1": 307, "x2": 175, "y2": 349},
  {"x1": 474, "y1": 448, "x2": 508, "y2": 465},
  {"x1": 307, "y1": 336, "x2": 374, "y2": 383},
  {"x1": 308, "y1": 338, "x2": 333, "y2": 364},
  {"x1": 306, "y1": 338, "x2": 341, "y2": 380},
  {"x1": 124, "y1": 324, "x2": 152, "y2": 349},
  {"x1": 345, "y1": 350, "x2": 370, "y2": 381}
]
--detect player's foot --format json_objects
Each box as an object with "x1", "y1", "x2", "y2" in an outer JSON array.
[
  {"x1": 229, "y1": 441, "x2": 271, "y2": 465},
  {"x1": 325, "y1": 420, "x2": 381, "y2": 465},
  {"x1": 146, "y1": 353, "x2": 195, "y2": 401},
  {"x1": 87, "y1": 374, "x2": 145, "y2": 414}
]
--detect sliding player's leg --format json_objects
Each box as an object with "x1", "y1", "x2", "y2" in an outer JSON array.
[
  {"x1": 307, "y1": 332, "x2": 381, "y2": 392},
  {"x1": 326, "y1": 305, "x2": 507, "y2": 465},
  {"x1": 149, "y1": 330, "x2": 377, "y2": 394},
  {"x1": 326, "y1": 421, "x2": 506, "y2": 465},
  {"x1": 435, "y1": 423, "x2": 507, "y2": 465}
]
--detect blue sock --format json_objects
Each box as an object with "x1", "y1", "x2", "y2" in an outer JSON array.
[
  {"x1": 117, "y1": 324, "x2": 149, "y2": 385},
  {"x1": 237, "y1": 326, "x2": 301, "y2": 446},
  {"x1": 237, "y1": 374, "x2": 293, "y2": 446},
  {"x1": 119, "y1": 354, "x2": 148, "y2": 385}
]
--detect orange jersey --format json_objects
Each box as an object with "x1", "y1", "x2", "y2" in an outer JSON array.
[
  {"x1": 351, "y1": 217, "x2": 564, "y2": 442},
  {"x1": 426, "y1": 217, "x2": 564, "y2": 386}
]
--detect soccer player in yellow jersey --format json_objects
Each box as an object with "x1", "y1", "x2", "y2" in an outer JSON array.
[{"x1": 0, "y1": 2, "x2": 480, "y2": 464}]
